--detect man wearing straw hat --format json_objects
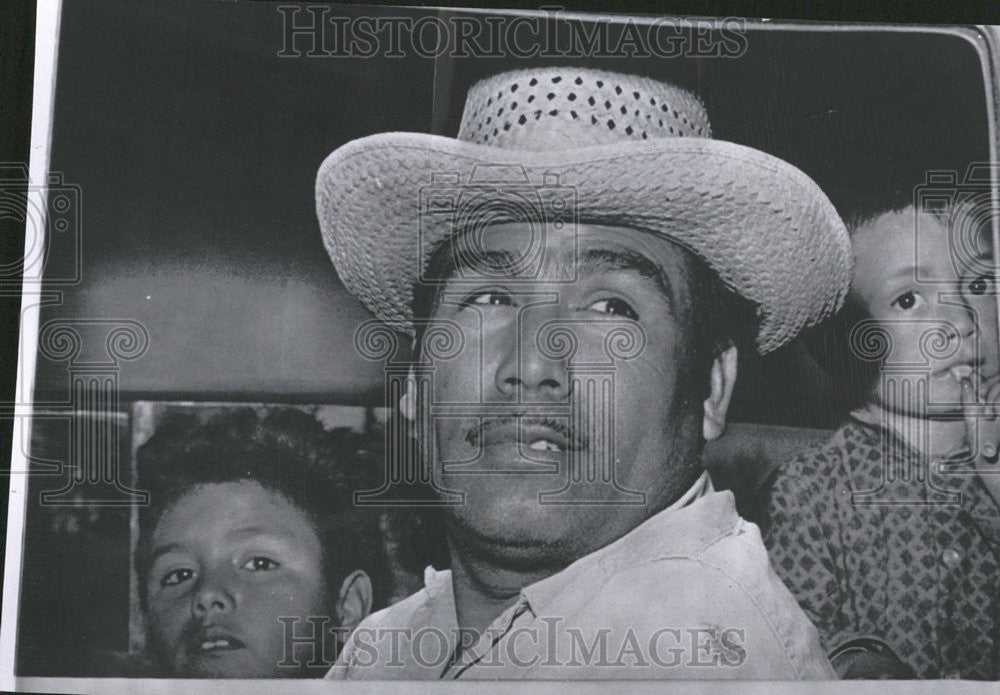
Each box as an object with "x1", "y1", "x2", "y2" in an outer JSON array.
[{"x1": 316, "y1": 67, "x2": 847, "y2": 679}]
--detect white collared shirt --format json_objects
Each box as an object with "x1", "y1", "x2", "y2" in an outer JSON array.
[{"x1": 328, "y1": 472, "x2": 834, "y2": 680}]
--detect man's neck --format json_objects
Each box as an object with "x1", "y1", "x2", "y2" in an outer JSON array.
[
  {"x1": 852, "y1": 403, "x2": 967, "y2": 458},
  {"x1": 446, "y1": 542, "x2": 558, "y2": 639},
  {"x1": 444, "y1": 471, "x2": 713, "y2": 639}
]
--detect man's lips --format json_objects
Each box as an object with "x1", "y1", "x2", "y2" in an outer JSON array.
[{"x1": 467, "y1": 416, "x2": 585, "y2": 452}]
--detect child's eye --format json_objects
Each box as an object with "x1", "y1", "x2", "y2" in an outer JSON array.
[
  {"x1": 161, "y1": 568, "x2": 195, "y2": 587},
  {"x1": 461, "y1": 289, "x2": 514, "y2": 308},
  {"x1": 891, "y1": 291, "x2": 923, "y2": 311},
  {"x1": 966, "y1": 274, "x2": 994, "y2": 296},
  {"x1": 588, "y1": 298, "x2": 639, "y2": 320},
  {"x1": 242, "y1": 556, "x2": 280, "y2": 572}
]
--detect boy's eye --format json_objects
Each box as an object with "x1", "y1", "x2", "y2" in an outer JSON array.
[
  {"x1": 461, "y1": 289, "x2": 514, "y2": 308},
  {"x1": 588, "y1": 298, "x2": 639, "y2": 320},
  {"x1": 161, "y1": 568, "x2": 195, "y2": 587},
  {"x1": 966, "y1": 274, "x2": 994, "y2": 296},
  {"x1": 891, "y1": 291, "x2": 922, "y2": 311},
  {"x1": 242, "y1": 556, "x2": 280, "y2": 572}
]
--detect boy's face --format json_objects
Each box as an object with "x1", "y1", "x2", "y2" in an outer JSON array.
[
  {"x1": 851, "y1": 206, "x2": 998, "y2": 417},
  {"x1": 145, "y1": 480, "x2": 327, "y2": 677}
]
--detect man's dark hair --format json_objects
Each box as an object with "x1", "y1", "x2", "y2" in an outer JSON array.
[
  {"x1": 135, "y1": 408, "x2": 390, "y2": 613},
  {"x1": 411, "y1": 225, "x2": 758, "y2": 403}
]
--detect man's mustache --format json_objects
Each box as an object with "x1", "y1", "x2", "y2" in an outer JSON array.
[{"x1": 465, "y1": 415, "x2": 588, "y2": 451}]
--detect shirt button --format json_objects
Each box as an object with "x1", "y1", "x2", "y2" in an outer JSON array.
[{"x1": 941, "y1": 548, "x2": 962, "y2": 569}]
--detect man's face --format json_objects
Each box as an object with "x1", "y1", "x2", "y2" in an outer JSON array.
[
  {"x1": 851, "y1": 206, "x2": 998, "y2": 416},
  {"x1": 145, "y1": 481, "x2": 328, "y2": 677},
  {"x1": 408, "y1": 221, "x2": 722, "y2": 566}
]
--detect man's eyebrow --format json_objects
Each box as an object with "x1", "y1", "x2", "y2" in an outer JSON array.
[
  {"x1": 437, "y1": 246, "x2": 678, "y2": 305},
  {"x1": 445, "y1": 249, "x2": 520, "y2": 278},
  {"x1": 580, "y1": 248, "x2": 676, "y2": 305}
]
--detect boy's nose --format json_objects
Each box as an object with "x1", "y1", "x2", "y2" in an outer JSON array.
[
  {"x1": 192, "y1": 576, "x2": 236, "y2": 618},
  {"x1": 942, "y1": 300, "x2": 978, "y2": 345}
]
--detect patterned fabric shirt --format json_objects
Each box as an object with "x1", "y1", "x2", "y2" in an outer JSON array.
[
  {"x1": 329, "y1": 475, "x2": 835, "y2": 680},
  {"x1": 764, "y1": 418, "x2": 1000, "y2": 679}
]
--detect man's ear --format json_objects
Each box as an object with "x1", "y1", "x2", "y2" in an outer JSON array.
[
  {"x1": 335, "y1": 570, "x2": 373, "y2": 633},
  {"x1": 703, "y1": 345, "x2": 738, "y2": 441},
  {"x1": 399, "y1": 368, "x2": 417, "y2": 422}
]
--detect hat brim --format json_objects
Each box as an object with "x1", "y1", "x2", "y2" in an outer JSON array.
[{"x1": 316, "y1": 132, "x2": 850, "y2": 354}]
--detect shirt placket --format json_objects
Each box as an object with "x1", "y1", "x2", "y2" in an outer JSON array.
[
  {"x1": 445, "y1": 600, "x2": 532, "y2": 679},
  {"x1": 931, "y1": 454, "x2": 995, "y2": 678}
]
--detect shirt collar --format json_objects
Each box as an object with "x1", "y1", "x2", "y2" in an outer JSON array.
[
  {"x1": 519, "y1": 471, "x2": 732, "y2": 619},
  {"x1": 420, "y1": 471, "x2": 733, "y2": 632},
  {"x1": 665, "y1": 469, "x2": 714, "y2": 510}
]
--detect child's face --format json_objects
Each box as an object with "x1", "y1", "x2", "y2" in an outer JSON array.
[
  {"x1": 145, "y1": 480, "x2": 328, "y2": 677},
  {"x1": 851, "y1": 206, "x2": 998, "y2": 416}
]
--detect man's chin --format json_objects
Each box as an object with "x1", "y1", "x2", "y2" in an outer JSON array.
[{"x1": 442, "y1": 481, "x2": 612, "y2": 562}]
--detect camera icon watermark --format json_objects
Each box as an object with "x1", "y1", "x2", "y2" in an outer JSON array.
[
  {"x1": 418, "y1": 167, "x2": 578, "y2": 286},
  {"x1": 915, "y1": 165, "x2": 998, "y2": 285},
  {"x1": 0, "y1": 164, "x2": 82, "y2": 288}
]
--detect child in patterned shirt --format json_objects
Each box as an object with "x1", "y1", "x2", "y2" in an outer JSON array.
[{"x1": 764, "y1": 196, "x2": 1000, "y2": 679}]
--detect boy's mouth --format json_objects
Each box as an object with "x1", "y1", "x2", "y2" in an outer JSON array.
[
  {"x1": 198, "y1": 637, "x2": 244, "y2": 652},
  {"x1": 186, "y1": 627, "x2": 247, "y2": 656}
]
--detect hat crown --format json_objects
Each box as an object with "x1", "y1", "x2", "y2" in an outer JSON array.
[{"x1": 457, "y1": 67, "x2": 712, "y2": 151}]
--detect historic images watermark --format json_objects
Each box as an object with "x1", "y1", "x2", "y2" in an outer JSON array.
[
  {"x1": 277, "y1": 6, "x2": 748, "y2": 60},
  {"x1": 279, "y1": 616, "x2": 747, "y2": 672}
]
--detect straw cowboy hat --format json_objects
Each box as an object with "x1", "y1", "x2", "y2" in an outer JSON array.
[{"x1": 316, "y1": 67, "x2": 851, "y2": 353}]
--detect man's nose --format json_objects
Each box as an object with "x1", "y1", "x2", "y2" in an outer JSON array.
[
  {"x1": 191, "y1": 572, "x2": 236, "y2": 619},
  {"x1": 494, "y1": 303, "x2": 569, "y2": 399}
]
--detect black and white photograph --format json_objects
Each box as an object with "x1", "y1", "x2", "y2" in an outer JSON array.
[{"x1": 2, "y1": 1, "x2": 1000, "y2": 692}]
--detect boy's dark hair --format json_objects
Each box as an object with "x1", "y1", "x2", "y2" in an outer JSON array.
[
  {"x1": 410, "y1": 226, "x2": 758, "y2": 403},
  {"x1": 803, "y1": 184, "x2": 919, "y2": 411},
  {"x1": 801, "y1": 294, "x2": 884, "y2": 411},
  {"x1": 135, "y1": 407, "x2": 390, "y2": 613}
]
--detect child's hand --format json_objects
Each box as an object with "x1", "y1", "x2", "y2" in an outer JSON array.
[{"x1": 961, "y1": 374, "x2": 1000, "y2": 506}]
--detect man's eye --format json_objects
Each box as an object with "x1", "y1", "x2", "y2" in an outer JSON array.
[
  {"x1": 966, "y1": 274, "x2": 994, "y2": 296},
  {"x1": 891, "y1": 291, "x2": 922, "y2": 311},
  {"x1": 462, "y1": 290, "x2": 514, "y2": 308},
  {"x1": 160, "y1": 568, "x2": 195, "y2": 587},
  {"x1": 588, "y1": 298, "x2": 638, "y2": 320},
  {"x1": 242, "y1": 557, "x2": 280, "y2": 572}
]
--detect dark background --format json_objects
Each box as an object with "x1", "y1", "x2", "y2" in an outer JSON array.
[
  {"x1": 29, "y1": 2, "x2": 991, "y2": 422},
  {"x1": 2, "y1": 0, "x2": 997, "y2": 678}
]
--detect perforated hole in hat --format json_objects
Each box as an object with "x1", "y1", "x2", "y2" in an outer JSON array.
[{"x1": 457, "y1": 68, "x2": 710, "y2": 150}]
